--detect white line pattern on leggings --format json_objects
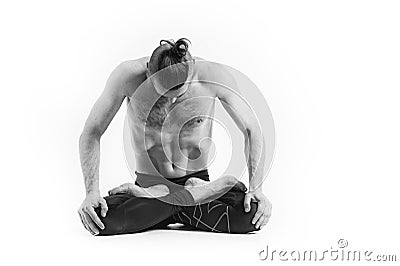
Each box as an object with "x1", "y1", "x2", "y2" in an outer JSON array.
[
  {"x1": 182, "y1": 212, "x2": 192, "y2": 225},
  {"x1": 186, "y1": 202, "x2": 231, "y2": 233}
]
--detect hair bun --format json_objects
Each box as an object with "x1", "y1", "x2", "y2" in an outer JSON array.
[
  {"x1": 159, "y1": 38, "x2": 191, "y2": 61},
  {"x1": 173, "y1": 38, "x2": 190, "y2": 58}
]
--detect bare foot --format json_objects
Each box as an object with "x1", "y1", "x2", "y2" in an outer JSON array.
[
  {"x1": 108, "y1": 183, "x2": 170, "y2": 198},
  {"x1": 143, "y1": 184, "x2": 170, "y2": 198},
  {"x1": 184, "y1": 177, "x2": 210, "y2": 188},
  {"x1": 185, "y1": 175, "x2": 247, "y2": 204}
]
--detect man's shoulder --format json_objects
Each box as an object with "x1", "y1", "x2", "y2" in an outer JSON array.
[
  {"x1": 194, "y1": 58, "x2": 235, "y2": 92},
  {"x1": 112, "y1": 57, "x2": 148, "y2": 96},
  {"x1": 194, "y1": 58, "x2": 230, "y2": 78},
  {"x1": 117, "y1": 57, "x2": 148, "y2": 76}
]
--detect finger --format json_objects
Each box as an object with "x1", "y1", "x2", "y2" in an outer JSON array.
[
  {"x1": 78, "y1": 211, "x2": 91, "y2": 233},
  {"x1": 82, "y1": 210, "x2": 99, "y2": 235},
  {"x1": 265, "y1": 206, "x2": 272, "y2": 222},
  {"x1": 80, "y1": 211, "x2": 96, "y2": 235},
  {"x1": 100, "y1": 198, "x2": 108, "y2": 218},
  {"x1": 85, "y1": 206, "x2": 104, "y2": 230},
  {"x1": 252, "y1": 209, "x2": 264, "y2": 225},
  {"x1": 108, "y1": 186, "x2": 123, "y2": 195},
  {"x1": 261, "y1": 208, "x2": 272, "y2": 229},
  {"x1": 252, "y1": 200, "x2": 266, "y2": 224},
  {"x1": 255, "y1": 214, "x2": 265, "y2": 229},
  {"x1": 259, "y1": 216, "x2": 269, "y2": 229},
  {"x1": 261, "y1": 216, "x2": 270, "y2": 229},
  {"x1": 243, "y1": 194, "x2": 252, "y2": 212}
]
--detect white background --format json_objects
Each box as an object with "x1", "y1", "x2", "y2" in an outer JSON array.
[{"x1": 1, "y1": 0, "x2": 399, "y2": 265}]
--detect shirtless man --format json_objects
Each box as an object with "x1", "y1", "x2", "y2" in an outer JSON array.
[{"x1": 78, "y1": 38, "x2": 272, "y2": 235}]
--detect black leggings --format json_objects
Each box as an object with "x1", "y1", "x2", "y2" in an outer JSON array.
[{"x1": 95, "y1": 171, "x2": 259, "y2": 235}]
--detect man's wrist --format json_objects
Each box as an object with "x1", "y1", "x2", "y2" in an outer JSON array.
[
  {"x1": 86, "y1": 189, "x2": 100, "y2": 196},
  {"x1": 249, "y1": 182, "x2": 263, "y2": 193}
]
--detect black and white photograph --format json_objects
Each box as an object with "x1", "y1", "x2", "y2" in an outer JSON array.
[{"x1": 1, "y1": 0, "x2": 399, "y2": 265}]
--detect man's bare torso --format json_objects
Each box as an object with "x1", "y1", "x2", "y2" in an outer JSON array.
[{"x1": 125, "y1": 57, "x2": 217, "y2": 178}]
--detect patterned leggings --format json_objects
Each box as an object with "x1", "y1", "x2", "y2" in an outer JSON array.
[{"x1": 95, "y1": 170, "x2": 259, "y2": 235}]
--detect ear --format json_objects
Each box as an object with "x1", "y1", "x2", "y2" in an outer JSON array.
[{"x1": 145, "y1": 62, "x2": 150, "y2": 77}]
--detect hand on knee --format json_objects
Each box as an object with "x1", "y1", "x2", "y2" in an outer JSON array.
[{"x1": 231, "y1": 202, "x2": 260, "y2": 233}]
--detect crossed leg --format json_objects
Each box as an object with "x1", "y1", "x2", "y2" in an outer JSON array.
[
  {"x1": 95, "y1": 176, "x2": 259, "y2": 235},
  {"x1": 172, "y1": 177, "x2": 259, "y2": 233}
]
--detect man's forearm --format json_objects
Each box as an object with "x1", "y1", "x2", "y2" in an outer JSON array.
[
  {"x1": 245, "y1": 127, "x2": 266, "y2": 192},
  {"x1": 79, "y1": 132, "x2": 101, "y2": 195}
]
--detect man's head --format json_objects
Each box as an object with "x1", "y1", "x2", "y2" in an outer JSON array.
[{"x1": 146, "y1": 38, "x2": 194, "y2": 98}]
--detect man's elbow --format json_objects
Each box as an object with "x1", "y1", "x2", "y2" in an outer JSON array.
[
  {"x1": 79, "y1": 128, "x2": 101, "y2": 145},
  {"x1": 243, "y1": 126, "x2": 262, "y2": 140}
]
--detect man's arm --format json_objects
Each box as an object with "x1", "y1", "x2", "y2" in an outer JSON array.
[
  {"x1": 218, "y1": 91, "x2": 265, "y2": 192},
  {"x1": 206, "y1": 63, "x2": 272, "y2": 229},
  {"x1": 78, "y1": 61, "x2": 136, "y2": 235}
]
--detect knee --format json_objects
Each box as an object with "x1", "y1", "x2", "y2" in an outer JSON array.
[
  {"x1": 230, "y1": 202, "x2": 260, "y2": 234},
  {"x1": 93, "y1": 207, "x2": 125, "y2": 236}
]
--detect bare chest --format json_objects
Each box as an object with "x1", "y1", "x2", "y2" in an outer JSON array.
[{"x1": 128, "y1": 89, "x2": 216, "y2": 151}]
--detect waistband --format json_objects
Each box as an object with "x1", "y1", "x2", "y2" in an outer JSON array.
[{"x1": 135, "y1": 169, "x2": 209, "y2": 189}]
